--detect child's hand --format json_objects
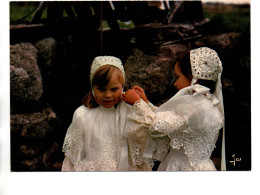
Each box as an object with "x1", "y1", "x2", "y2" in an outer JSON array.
[
  {"x1": 121, "y1": 89, "x2": 141, "y2": 105},
  {"x1": 132, "y1": 86, "x2": 149, "y2": 104}
]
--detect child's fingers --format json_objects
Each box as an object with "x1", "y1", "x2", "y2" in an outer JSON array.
[
  {"x1": 133, "y1": 86, "x2": 143, "y2": 93},
  {"x1": 134, "y1": 90, "x2": 141, "y2": 96},
  {"x1": 133, "y1": 86, "x2": 144, "y2": 93},
  {"x1": 133, "y1": 90, "x2": 141, "y2": 97},
  {"x1": 132, "y1": 86, "x2": 141, "y2": 90}
]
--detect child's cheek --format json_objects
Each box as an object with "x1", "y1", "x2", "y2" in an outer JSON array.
[{"x1": 115, "y1": 92, "x2": 122, "y2": 102}]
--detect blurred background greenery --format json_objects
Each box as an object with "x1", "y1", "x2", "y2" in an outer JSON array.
[
  {"x1": 10, "y1": 1, "x2": 250, "y2": 34},
  {"x1": 203, "y1": 3, "x2": 250, "y2": 35},
  {"x1": 10, "y1": 2, "x2": 47, "y2": 23},
  {"x1": 10, "y1": 1, "x2": 136, "y2": 29}
]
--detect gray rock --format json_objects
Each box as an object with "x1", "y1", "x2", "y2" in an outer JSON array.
[
  {"x1": 19, "y1": 142, "x2": 62, "y2": 171},
  {"x1": 34, "y1": 37, "x2": 57, "y2": 68},
  {"x1": 11, "y1": 107, "x2": 57, "y2": 138},
  {"x1": 10, "y1": 42, "x2": 43, "y2": 103},
  {"x1": 20, "y1": 158, "x2": 39, "y2": 170},
  {"x1": 124, "y1": 45, "x2": 188, "y2": 104},
  {"x1": 194, "y1": 32, "x2": 241, "y2": 57}
]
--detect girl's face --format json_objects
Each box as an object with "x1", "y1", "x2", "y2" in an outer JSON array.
[
  {"x1": 93, "y1": 74, "x2": 123, "y2": 108},
  {"x1": 174, "y1": 63, "x2": 191, "y2": 90}
]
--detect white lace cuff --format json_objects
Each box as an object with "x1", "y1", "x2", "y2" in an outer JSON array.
[
  {"x1": 149, "y1": 109, "x2": 192, "y2": 137},
  {"x1": 128, "y1": 99, "x2": 156, "y2": 128},
  {"x1": 148, "y1": 102, "x2": 158, "y2": 112}
]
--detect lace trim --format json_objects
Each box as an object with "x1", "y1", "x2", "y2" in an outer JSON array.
[
  {"x1": 96, "y1": 137, "x2": 119, "y2": 171},
  {"x1": 62, "y1": 122, "x2": 82, "y2": 165},
  {"x1": 151, "y1": 138, "x2": 170, "y2": 161},
  {"x1": 127, "y1": 100, "x2": 173, "y2": 169},
  {"x1": 125, "y1": 100, "x2": 153, "y2": 170},
  {"x1": 130, "y1": 100, "x2": 150, "y2": 120},
  {"x1": 173, "y1": 122, "x2": 222, "y2": 167},
  {"x1": 151, "y1": 111, "x2": 192, "y2": 136},
  {"x1": 149, "y1": 105, "x2": 224, "y2": 167},
  {"x1": 128, "y1": 139, "x2": 146, "y2": 170},
  {"x1": 148, "y1": 102, "x2": 158, "y2": 112},
  {"x1": 62, "y1": 121, "x2": 119, "y2": 171},
  {"x1": 74, "y1": 160, "x2": 96, "y2": 171},
  {"x1": 124, "y1": 99, "x2": 152, "y2": 138}
]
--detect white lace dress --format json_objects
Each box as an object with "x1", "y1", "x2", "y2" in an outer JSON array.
[
  {"x1": 126, "y1": 84, "x2": 224, "y2": 171},
  {"x1": 62, "y1": 100, "x2": 151, "y2": 171},
  {"x1": 62, "y1": 101, "x2": 131, "y2": 171}
]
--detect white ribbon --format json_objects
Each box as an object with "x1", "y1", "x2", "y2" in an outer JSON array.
[
  {"x1": 191, "y1": 75, "x2": 226, "y2": 171},
  {"x1": 191, "y1": 78, "x2": 198, "y2": 86},
  {"x1": 117, "y1": 101, "x2": 129, "y2": 171},
  {"x1": 214, "y1": 73, "x2": 226, "y2": 171}
]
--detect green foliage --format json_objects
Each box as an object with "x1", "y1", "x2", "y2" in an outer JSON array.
[
  {"x1": 204, "y1": 6, "x2": 250, "y2": 34},
  {"x1": 10, "y1": 2, "x2": 41, "y2": 24},
  {"x1": 117, "y1": 20, "x2": 135, "y2": 29}
]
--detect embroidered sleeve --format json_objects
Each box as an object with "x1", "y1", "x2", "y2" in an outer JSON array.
[
  {"x1": 125, "y1": 100, "x2": 156, "y2": 137},
  {"x1": 148, "y1": 102, "x2": 158, "y2": 112},
  {"x1": 127, "y1": 97, "x2": 224, "y2": 168},
  {"x1": 124, "y1": 100, "x2": 155, "y2": 170},
  {"x1": 127, "y1": 100, "x2": 192, "y2": 137},
  {"x1": 150, "y1": 104, "x2": 223, "y2": 167},
  {"x1": 149, "y1": 109, "x2": 192, "y2": 138}
]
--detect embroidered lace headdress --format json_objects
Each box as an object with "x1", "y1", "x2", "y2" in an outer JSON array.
[
  {"x1": 190, "y1": 47, "x2": 226, "y2": 171},
  {"x1": 190, "y1": 47, "x2": 222, "y2": 82},
  {"x1": 90, "y1": 56, "x2": 125, "y2": 96}
]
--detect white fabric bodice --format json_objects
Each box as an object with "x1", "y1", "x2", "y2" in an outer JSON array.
[
  {"x1": 62, "y1": 101, "x2": 130, "y2": 171},
  {"x1": 125, "y1": 84, "x2": 224, "y2": 171}
]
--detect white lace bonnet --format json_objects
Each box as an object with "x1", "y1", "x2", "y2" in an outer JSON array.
[
  {"x1": 90, "y1": 56, "x2": 125, "y2": 96},
  {"x1": 190, "y1": 47, "x2": 222, "y2": 82},
  {"x1": 190, "y1": 47, "x2": 226, "y2": 171}
]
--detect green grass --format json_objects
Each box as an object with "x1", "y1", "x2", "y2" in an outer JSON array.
[{"x1": 204, "y1": 7, "x2": 250, "y2": 34}]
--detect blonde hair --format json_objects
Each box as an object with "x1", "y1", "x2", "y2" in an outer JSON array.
[{"x1": 82, "y1": 65, "x2": 124, "y2": 108}]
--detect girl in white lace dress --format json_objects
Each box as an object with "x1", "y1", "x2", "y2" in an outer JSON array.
[
  {"x1": 122, "y1": 47, "x2": 226, "y2": 171},
  {"x1": 61, "y1": 56, "x2": 150, "y2": 171}
]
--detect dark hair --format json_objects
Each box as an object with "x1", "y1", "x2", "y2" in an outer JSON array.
[
  {"x1": 82, "y1": 65, "x2": 124, "y2": 108},
  {"x1": 176, "y1": 51, "x2": 216, "y2": 93},
  {"x1": 197, "y1": 79, "x2": 216, "y2": 94},
  {"x1": 176, "y1": 51, "x2": 193, "y2": 81}
]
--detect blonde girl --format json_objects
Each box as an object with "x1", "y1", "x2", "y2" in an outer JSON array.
[
  {"x1": 62, "y1": 56, "x2": 151, "y2": 171},
  {"x1": 62, "y1": 56, "x2": 130, "y2": 171}
]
